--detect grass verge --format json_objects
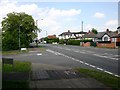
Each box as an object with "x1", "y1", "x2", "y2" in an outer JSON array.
[
  {"x1": 75, "y1": 68, "x2": 120, "y2": 90},
  {"x1": 3, "y1": 60, "x2": 31, "y2": 73},
  {"x1": 3, "y1": 60, "x2": 31, "y2": 89},
  {"x1": 2, "y1": 50, "x2": 29, "y2": 55}
]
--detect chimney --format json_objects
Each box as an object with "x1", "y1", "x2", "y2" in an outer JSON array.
[
  {"x1": 68, "y1": 30, "x2": 70, "y2": 32},
  {"x1": 106, "y1": 29, "x2": 109, "y2": 33},
  {"x1": 117, "y1": 26, "x2": 120, "y2": 34},
  {"x1": 88, "y1": 30, "x2": 91, "y2": 34}
]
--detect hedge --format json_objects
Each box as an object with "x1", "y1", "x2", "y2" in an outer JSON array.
[{"x1": 67, "y1": 39, "x2": 93, "y2": 46}]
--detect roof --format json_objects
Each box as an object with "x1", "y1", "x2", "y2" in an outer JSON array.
[
  {"x1": 59, "y1": 32, "x2": 71, "y2": 36},
  {"x1": 96, "y1": 32, "x2": 107, "y2": 38},
  {"x1": 48, "y1": 35, "x2": 56, "y2": 38},
  {"x1": 58, "y1": 31, "x2": 86, "y2": 36},
  {"x1": 72, "y1": 31, "x2": 87, "y2": 34},
  {"x1": 96, "y1": 32, "x2": 117, "y2": 38},
  {"x1": 117, "y1": 26, "x2": 120, "y2": 29},
  {"x1": 111, "y1": 34, "x2": 120, "y2": 38},
  {"x1": 83, "y1": 32, "x2": 96, "y2": 38}
]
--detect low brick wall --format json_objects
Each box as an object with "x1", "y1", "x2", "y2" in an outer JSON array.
[
  {"x1": 97, "y1": 42, "x2": 115, "y2": 48},
  {"x1": 83, "y1": 42, "x2": 91, "y2": 47}
]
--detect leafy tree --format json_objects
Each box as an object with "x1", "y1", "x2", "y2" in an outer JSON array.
[
  {"x1": 2, "y1": 12, "x2": 38, "y2": 51},
  {"x1": 91, "y1": 28, "x2": 98, "y2": 34}
]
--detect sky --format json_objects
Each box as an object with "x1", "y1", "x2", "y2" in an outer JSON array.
[{"x1": 0, "y1": 0, "x2": 119, "y2": 39}]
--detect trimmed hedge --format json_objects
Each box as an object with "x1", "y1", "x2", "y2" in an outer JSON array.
[{"x1": 67, "y1": 39, "x2": 93, "y2": 46}]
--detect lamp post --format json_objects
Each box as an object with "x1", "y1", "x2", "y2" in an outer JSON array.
[
  {"x1": 35, "y1": 19, "x2": 43, "y2": 45},
  {"x1": 19, "y1": 24, "x2": 22, "y2": 51}
]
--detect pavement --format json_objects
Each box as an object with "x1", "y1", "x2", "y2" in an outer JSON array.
[{"x1": 29, "y1": 63, "x2": 110, "y2": 89}]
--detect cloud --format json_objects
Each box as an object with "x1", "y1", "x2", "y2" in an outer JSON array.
[
  {"x1": 105, "y1": 19, "x2": 118, "y2": 26},
  {"x1": 94, "y1": 12, "x2": 105, "y2": 18},
  {"x1": 0, "y1": 0, "x2": 81, "y2": 39},
  {"x1": 48, "y1": 8, "x2": 81, "y2": 17}
]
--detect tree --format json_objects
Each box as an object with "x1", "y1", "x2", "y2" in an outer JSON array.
[
  {"x1": 91, "y1": 28, "x2": 98, "y2": 34},
  {"x1": 2, "y1": 12, "x2": 38, "y2": 51}
]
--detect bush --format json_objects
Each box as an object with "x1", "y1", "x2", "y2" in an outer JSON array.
[
  {"x1": 44, "y1": 37, "x2": 59, "y2": 44},
  {"x1": 67, "y1": 40, "x2": 80, "y2": 45},
  {"x1": 59, "y1": 39, "x2": 65, "y2": 44}
]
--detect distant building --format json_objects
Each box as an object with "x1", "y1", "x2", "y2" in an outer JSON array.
[
  {"x1": 47, "y1": 34, "x2": 57, "y2": 39},
  {"x1": 58, "y1": 30, "x2": 87, "y2": 40}
]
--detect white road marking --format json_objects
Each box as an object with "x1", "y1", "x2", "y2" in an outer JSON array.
[
  {"x1": 46, "y1": 49, "x2": 120, "y2": 77},
  {"x1": 74, "y1": 51, "x2": 79, "y2": 52},
  {"x1": 85, "y1": 63, "x2": 89, "y2": 66},
  {"x1": 104, "y1": 70, "x2": 114, "y2": 75},
  {"x1": 93, "y1": 54, "x2": 118, "y2": 60},
  {"x1": 37, "y1": 53, "x2": 42, "y2": 56},
  {"x1": 89, "y1": 65, "x2": 95, "y2": 68},
  {"x1": 96, "y1": 67, "x2": 103, "y2": 71}
]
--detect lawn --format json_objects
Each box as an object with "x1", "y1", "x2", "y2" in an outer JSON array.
[
  {"x1": 2, "y1": 60, "x2": 31, "y2": 89},
  {"x1": 75, "y1": 68, "x2": 120, "y2": 90}
]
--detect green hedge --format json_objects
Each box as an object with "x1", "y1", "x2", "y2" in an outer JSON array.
[
  {"x1": 67, "y1": 39, "x2": 93, "y2": 45},
  {"x1": 67, "y1": 40, "x2": 80, "y2": 45},
  {"x1": 44, "y1": 37, "x2": 59, "y2": 44}
]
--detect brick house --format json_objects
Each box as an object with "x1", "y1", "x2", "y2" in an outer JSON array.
[{"x1": 96, "y1": 29, "x2": 119, "y2": 48}]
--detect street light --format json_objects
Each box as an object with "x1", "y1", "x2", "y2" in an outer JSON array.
[
  {"x1": 19, "y1": 24, "x2": 22, "y2": 51},
  {"x1": 35, "y1": 19, "x2": 43, "y2": 45}
]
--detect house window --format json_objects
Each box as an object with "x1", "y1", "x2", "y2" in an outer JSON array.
[{"x1": 104, "y1": 37, "x2": 108, "y2": 41}]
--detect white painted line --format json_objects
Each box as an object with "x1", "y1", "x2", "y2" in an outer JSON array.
[
  {"x1": 84, "y1": 63, "x2": 89, "y2": 66},
  {"x1": 97, "y1": 67, "x2": 103, "y2": 71},
  {"x1": 80, "y1": 52, "x2": 85, "y2": 53},
  {"x1": 79, "y1": 61, "x2": 84, "y2": 63},
  {"x1": 46, "y1": 49, "x2": 120, "y2": 77},
  {"x1": 104, "y1": 70, "x2": 113, "y2": 75},
  {"x1": 74, "y1": 51, "x2": 79, "y2": 52},
  {"x1": 89, "y1": 65, "x2": 95, "y2": 68},
  {"x1": 114, "y1": 74, "x2": 120, "y2": 77},
  {"x1": 37, "y1": 53, "x2": 42, "y2": 56}
]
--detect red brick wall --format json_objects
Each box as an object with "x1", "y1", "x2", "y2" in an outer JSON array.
[
  {"x1": 117, "y1": 38, "x2": 120, "y2": 42},
  {"x1": 97, "y1": 42, "x2": 115, "y2": 48},
  {"x1": 83, "y1": 42, "x2": 91, "y2": 47}
]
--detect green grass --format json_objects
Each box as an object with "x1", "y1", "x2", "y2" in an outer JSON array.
[
  {"x1": 3, "y1": 60, "x2": 31, "y2": 72},
  {"x1": 2, "y1": 50, "x2": 29, "y2": 55},
  {"x1": 3, "y1": 60, "x2": 31, "y2": 89},
  {"x1": 75, "y1": 68, "x2": 120, "y2": 90}
]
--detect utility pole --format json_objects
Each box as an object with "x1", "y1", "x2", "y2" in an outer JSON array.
[
  {"x1": 19, "y1": 25, "x2": 21, "y2": 51},
  {"x1": 81, "y1": 21, "x2": 83, "y2": 32},
  {"x1": 81, "y1": 21, "x2": 83, "y2": 46}
]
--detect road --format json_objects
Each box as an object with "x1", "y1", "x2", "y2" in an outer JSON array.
[{"x1": 3, "y1": 44, "x2": 119, "y2": 77}]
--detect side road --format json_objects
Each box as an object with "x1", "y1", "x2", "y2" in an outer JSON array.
[{"x1": 29, "y1": 63, "x2": 110, "y2": 89}]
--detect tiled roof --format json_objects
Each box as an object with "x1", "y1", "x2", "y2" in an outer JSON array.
[
  {"x1": 96, "y1": 32, "x2": 117, "y2": 38},
  {"x1": 83, "y1": 32, "x2": 96, "y2": 38}
]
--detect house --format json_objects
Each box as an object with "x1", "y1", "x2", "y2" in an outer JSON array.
[
  {"x1": 96, "y1": 29, "x2": 119, "y2": 48},
  {"x1": 58, "y1": 30, "x2": 72, "y2": 39},
  {"x1": 83, "y1": 31, "x2": 96, "y2": 41},
  {"x1": 58, "y1": 30, "x2": 86, "y2": 40},
  {"x1": 71, "y1": 31, "x2": 87, "y2": 40}
]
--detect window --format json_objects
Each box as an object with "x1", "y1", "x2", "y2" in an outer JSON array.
[{"x1": 104, "y1": 37, "x2": 108, "y2": 41}]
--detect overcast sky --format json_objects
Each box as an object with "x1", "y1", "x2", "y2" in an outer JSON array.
[{"x1": 0, "y1": 0, "x2": 119, "y2": 39}]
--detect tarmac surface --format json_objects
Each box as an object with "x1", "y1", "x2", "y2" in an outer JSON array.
[{"x1": 29, "y1": 63, "x2": 110, "y2": 89}]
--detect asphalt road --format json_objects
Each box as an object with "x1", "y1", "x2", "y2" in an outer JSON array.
[{"x1": 3, "y1": 44, "x2": 119, "y2": 77}]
